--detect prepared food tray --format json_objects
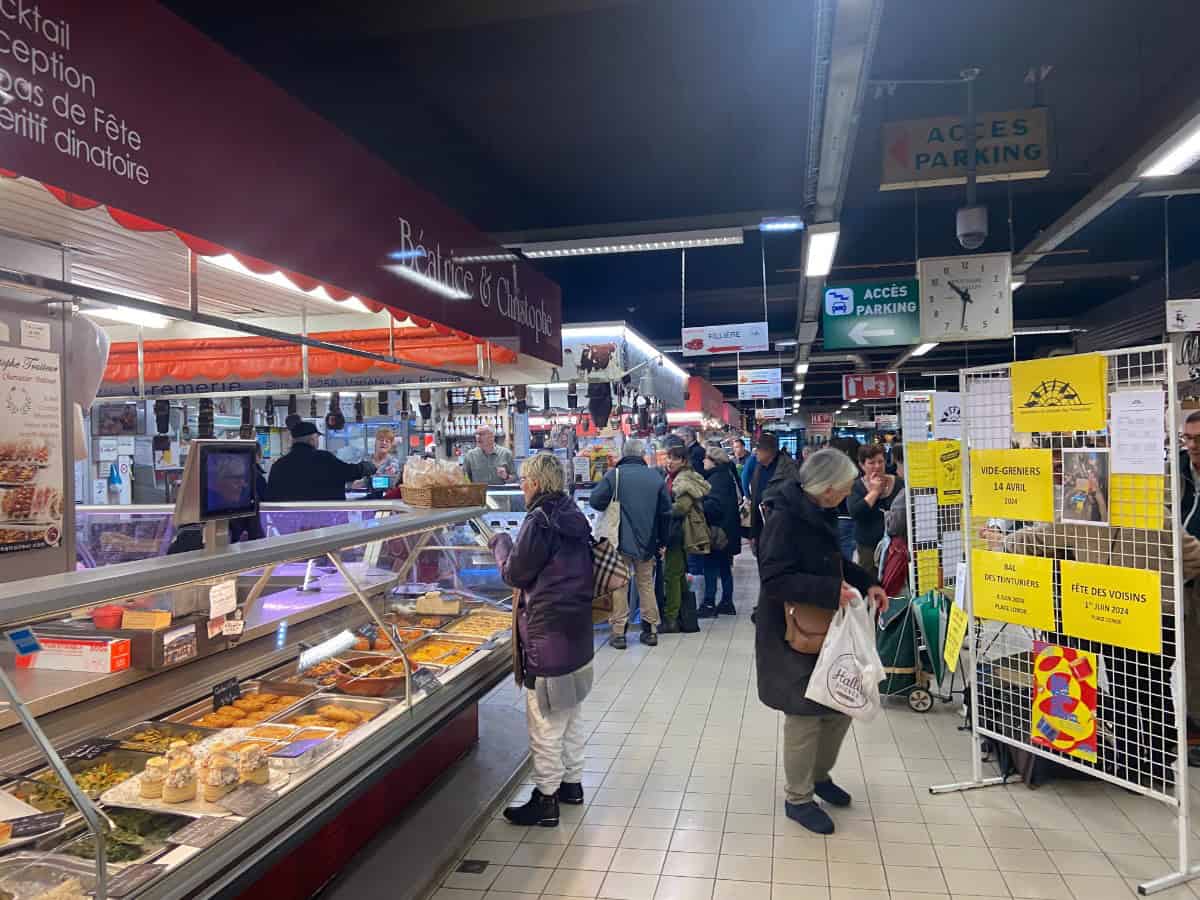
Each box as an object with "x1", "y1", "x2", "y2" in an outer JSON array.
[
  {"x1": 269, "y1": 696, "x2": 388, "y2": 736},
  {"x1": 328, "y1": 655, "x2": 415, "y2": 698},
  {"x1": 405, "y1": 636, "x2": 481, "y2": 668},
  {"x1": 353, "y1": 627, "x2": 426, "y2": 654},
  {"x1": 385, "y1": 611, "x2": 459, "y2": 629},
  {"x1": 441, "y1": 610, "x2": 511, "y2": 639},
  {"x1": 100, "y1": 759, "x2": 289, "y2": 819},
  {"x1": 0, "y1": 486, "x2": 62, "y2": 523},
  {"x1": 48, "y1": 808, "x2": 191, "y2": 866},
  {"x1": 6, "y1": 749, "x2": 150, "y2": 812},
  {"x1": 166, "y1": 680, "x2": 313, "y2": 729},
  {"x1": 0, "y1": 852, "x2": 96, "y2": 900},
  {"x1": 111, "y1": 722, "x2": 219, "y2": 754}
]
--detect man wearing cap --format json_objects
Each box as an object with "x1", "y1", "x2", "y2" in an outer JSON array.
[
  {"x1": 267, "y1": 421, "x2": 377, "y2": 502},
  {"x1": 746, "y1": 433, "x2": 797, "y2": 550}
]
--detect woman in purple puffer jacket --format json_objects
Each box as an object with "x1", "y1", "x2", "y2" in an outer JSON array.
[{"x1": 490, "y1": 452, "x2": 595, "y2": 828}]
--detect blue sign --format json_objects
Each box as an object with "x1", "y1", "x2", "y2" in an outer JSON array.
[{"x1": 5, "y1": 628, "x2": 41, "y2": 657}]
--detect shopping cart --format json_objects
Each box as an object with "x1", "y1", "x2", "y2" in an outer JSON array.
[{"x1": 877, "y1": 590, "x2": 958, "y2": 713}]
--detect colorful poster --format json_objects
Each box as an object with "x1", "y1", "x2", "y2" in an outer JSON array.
[
  {"x1": 1060, "y1": 448, "x2": 1110, "y2": 526},
  {"x1": 1011, "y1": 354, "x2": 1107, "y2": 433},
  {"x1": 934, "y1": 440, "x2": 962, "y2": 506},
  {"x1": 1031, "y1": 642, "x2": 1098, "y2": 763},
  {"x1": 944, "y1": 604, "x2": 968, "y2": 673},
  {"x1": 971, "y1": 549, "x2": 1055, "y2": 629},
  {"x1": 907, "y1": 441, "x2": 936, "y2": 488},
  {"x1": 1109, "y1": 474, "x2": 1166, "y2": 529},
  {"x1": 1060, "y1": 560, "x2": 1162, "y2": 653},
  {"x1": 970, "y1": 449, "x2": 1055, "y2": 522},
  {"x1": 0, "y1": 347, "x2": 64, "y2": 554},
  {"x1": 916, "y1": 548, "x2": 940, "y2": 594}
]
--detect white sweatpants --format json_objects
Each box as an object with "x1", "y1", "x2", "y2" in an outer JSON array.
[{"x1": 525, "y1": 688, "x2": 587, "y2": 794}]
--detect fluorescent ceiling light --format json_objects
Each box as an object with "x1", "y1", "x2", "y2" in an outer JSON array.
[
  {"x1": 759, "y1": 216, "x2": 805, "y2": 233},
  {"x1": 208, "y1": 253, "x2": 377, "y2": 313},
  {"x1": 621, "y1": 326, "x2": 689, "y2": 382},
  {"x1": 1015, "y1": 325, "x2": 1082, "y2": 335},
  {"x1": 1140, "y1": 113, "x2": 1200, "y2": 177},
  {"x1": 451, "y1": 252, "x2": 519, "y2": 264},
  {"x1": 81, "y1": 306, "x2": 170, "y2": 329},
  {"x1": 512, "y1": 227, "x2": 744, "y2": 260},
  {"x1": 804, "y1": 223, "x2": 839, "y2": 277},
  {"x1": 911, "y1": 342, "x2": 938, "y2": 357},
  {"x1": 774, "y1": 339, "x2": 798, "y2": 348},
  {"x1": 1011, "y1": 278, "x2": 1025, "y2": 290}
]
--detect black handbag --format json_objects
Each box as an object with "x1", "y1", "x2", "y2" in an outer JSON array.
[{"x1": 679, "y1": 590, "x2": 701, "y2": 632}]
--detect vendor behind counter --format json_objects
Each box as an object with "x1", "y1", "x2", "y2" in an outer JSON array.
[{"x1": 268, "y1": 421, "x2": 376, "y2": 502}]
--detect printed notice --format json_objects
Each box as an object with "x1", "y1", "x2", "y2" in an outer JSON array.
[
  {"x1": 19, "y1": 320, "x2": 50, "y2": 350},
  {"x1": 971, "y1": 549, "x2": 1054, "y2": 630},
  {"x1": 0, "y1": 345, "x2": 64, "y2": 554},
  {"x1": 1011, "y1": 354, "x2": 1107, "y2": 433},
  {"x1": 934, "y1": 440, "x2": 962, "y2": 506},
  {"x1": 907, "y1": 441, "x2": 936, "y2": 488},
  {"x1": 1060, "y1": 560, "x2": 1162, "y2": 653},
  {"x1": 970, "y1": 449, "x2": 1055, "y2": 522},
  {"x1": 916, "y1": 548, "x2": 940, "y2": 594},
  {"x1": 901, "y1": 395, "x2": 930, "y2": 442},
  {"x1": 943, "y1": 604, "x2": 968, "y2": 673},
  {"x1": 1110, "y1": 389, "x2": 1166, "y2": 475}
]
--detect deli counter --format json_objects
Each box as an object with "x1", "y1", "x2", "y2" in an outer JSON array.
[{"x1": 0, "y1": 503, "x2": 514, "y2": 899}]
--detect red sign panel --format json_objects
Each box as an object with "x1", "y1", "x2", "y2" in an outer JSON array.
[
  {"x1": 843, "y1": 372, "x2": 898, "y2": 401},
  {"x1": 809, "y1": 412, "x2": 833, "y2": 428},
  {"x1": 0, "y1": 1, "x2": 562, "y2": 364}
]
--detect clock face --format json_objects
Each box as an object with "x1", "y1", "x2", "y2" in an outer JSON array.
[{"x1": 918, "y1": 252, "x2": 1014, "y2": 343}]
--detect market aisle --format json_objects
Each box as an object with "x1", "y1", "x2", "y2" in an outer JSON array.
[{"x1": 434, "y1": 557, "x2": 1200, "y2": 900}]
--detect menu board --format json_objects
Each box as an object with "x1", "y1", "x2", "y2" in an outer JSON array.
[{"x1": 0, "y1": 346, "x2": 64, "y2": 554}]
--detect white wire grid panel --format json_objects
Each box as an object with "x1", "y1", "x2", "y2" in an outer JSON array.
[
  {"x1": 902, "y1": 391, "x2": 963, "y2": 599},
  {"x1": 961, "y1": 345, "x2": 1186, "y2": 807}
]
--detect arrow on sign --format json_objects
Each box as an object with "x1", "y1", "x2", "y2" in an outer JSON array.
[{"x1": 848, "y1": 321, "x2": 897, "y2": 345}]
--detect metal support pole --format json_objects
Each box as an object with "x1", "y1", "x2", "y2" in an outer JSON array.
[
  {"x1": 188, "y1": 249, "x2": 199, "y2": 315},
  {"x1": 136, "y1": 326, "x2": 145, "y2": 401},
  {"x1": 963, "y1": 68, "x2": 980, "y2": 207},
  {"x1": 301, "y1": 307, "x2": 310, "y2": 394}
]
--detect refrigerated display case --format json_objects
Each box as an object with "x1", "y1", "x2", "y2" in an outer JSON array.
[{"x1": 0, "y1": 504, "x2": 513, "y2": 899}]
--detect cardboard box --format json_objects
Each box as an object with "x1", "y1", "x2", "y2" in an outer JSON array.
[{"x1": 14, "y1": 636, "x2": 131, "y2": 673}]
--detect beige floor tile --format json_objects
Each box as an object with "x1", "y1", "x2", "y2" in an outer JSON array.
[
  {"x1": 432, "y1": 890, "x2": 484, "y2": 900},
  {"x1": 479, "y1": 822, "x2": 529, "y2": 843},
  {"x1": 871, "y1": 802, "x2": 925, "y2": 824},
  {"x1": 465, "y1": 841, "x2": 520, "y2": 866},
  {"x1": 983, "y1": 827, "x2": 1042, "y2": 850},
  {"x1": 630, "y1": 808, "x2": 681, "y2": 830},
  {"x1": 989, "y1": 847, "x2": 1056, "y2": 874},
  {"x1": 559, "y1": 844, "x2": 619, "y2": 871},
  {"x1": 1106, "y1": 853, "x2": 1169, "y2": 880},
  {"x1": 523, "y1": 823, "x2": 577, "y2": 845},
  {"x1": 876, "y1": 821, "x2": 931, "y2": 844},
  {"x1": 507, "y1": 842, "x2": 567, "y2": 868},
  {"x1": 675, "y1": 810, "x2": 728, "y2": 831},
  {"x1": 827, "y1": 888, "x2": 890, "y2": 900},
  {"x1": 544, "y1": 869, "x2": 608, "y2": 899},
  {"x1": 771, "y1": 856, "x2": 829, "y2": 886},
  {"x1": 584, "y1": 807, "x2": 635, "y2": 828},
  {"x1": 621, "y1": 828, "x2": 673, "y2": 851},
  {"x1": 772, "y1": 834, "x2": 827, "y2": 861},
  {"x1": 886, "y1": 865, "x2": 948, "y2": 893},
  {"x1": 1036, "y1": 829, "x2": 1100, "y2": 852},
  {"x1": 942, "y1": 867, "x2": 1011, "y2": 896},
  {"x1": 444, "y1": 867, "x2": 501, "y2": 892},
  {"x1": 611, "y1": 848, "x2": 668, "y2": 875},
  {"x1": 1001, "y1": 871, "x2": 1068, "y2": 899},
  {"x1": 937, "y1": 845, "x2": 996, "y2": 870},
  {"x1": 725, "y1": 812, "x2": 776, "y2": 835},
  {"x1": 712, "y1": 880, "x2": 771, "y2": 900},
  {"x1": 828, "y1": 861, "x2": 887, "y2": 891},
  {"x1": 662, "y1": 852, "x2": 718, "y2": 878},
  {"x1": 654, "y1": 876, "x2": 715, "y2": 900},
  {"x1": 826, "y1": 840, "x2": 882, "y2": 864},
  {"x1": 1052, "y1": 849, "x2": 1118, "y2": 877},
  {"x1": 599, "y1": 872, "x2": 660, "y2": 900},
  {"x1": 1061, "y1": 874, "x2": 1138, "y2": 900},
  {"x1": 890, "y1": 893, "x2": 951, "y2": 900},
  {"x1": 721, "y1": 832, "x2": 772, "y2": 857},
  {"x1": 681, "y1": 793, "x2": 728, "y2": 812},
  {"x1": 927, "y1": 824, "x2": 987, "y2": 847},
  {"x1": 921, "y1": 806, "x2": 978, "y2": 826},
  {"x1": 670, "y1": 829, "x2": 723, "y2": 854},
  {"x1": 717, "y1": 853, "x2": 770, "y2": 882},
  {"x1": 490, "y1": 866, "x2": 554, "y2": 894},
  {"x1": 772, "y1": 886, "x2": 828, "y2": 900},
  {"x1": 879, "y1": 841, "x2": 939, "y2": 867}
]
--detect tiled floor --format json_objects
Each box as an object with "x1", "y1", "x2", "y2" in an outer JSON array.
[{"x1": 433, "y1": 561, "x2": 1200, "y2": 900}]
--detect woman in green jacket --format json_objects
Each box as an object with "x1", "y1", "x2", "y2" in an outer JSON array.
[{"x1": 663, "y1": 446, "x2": 711, "y2": 632}]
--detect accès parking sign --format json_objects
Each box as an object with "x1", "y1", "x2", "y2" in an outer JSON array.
[{"x1": 821, "y1": 279, "x2": 920, "y2": 349}]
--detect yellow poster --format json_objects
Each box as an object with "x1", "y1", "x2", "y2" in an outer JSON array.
[
  {"x1": 907, "y1": 441, "x2": 936, "y2": 489},
  {"x1": 1011, "y1": 353, "x2": 1107, "y2": 433},
  {"x1": 972, "y1": 549, "x2": 1055, "y2": 629},
  {"x1": 1031, "y1": 643, "x2": 1098, "y2": 763},
  {"x1": 916, "y1": 548, "x2": 940, "y2": 593},
  {"x1": 970, "y1": 448, "x2": 1055, "y2": 522},
  {"x1": 934, "y1": 440, "x2": 962, "y2": 506},
  {"x1": 944, "y1": 604, "x2": 968, "y2": 673},
  {"x1": 1110, "y1": 474, "x2": 1166, "y2": 529},
  {"x1": 1060, "y1": 560, "x2": 1162, "y2": 653}
]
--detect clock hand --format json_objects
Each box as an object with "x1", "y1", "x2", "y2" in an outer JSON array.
[{"x1": 946, "y1": 280, "x2": 968, "y2": 300}]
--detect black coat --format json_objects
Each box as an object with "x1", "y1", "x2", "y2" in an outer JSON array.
[
  {"x1": 703, "y1": 463, "x2": 742, "y2": 554},
  {"x1": 1182, "y1": 451, "x2": 1200, "y2": 541},
  {"x1": 848, "y1": 475, "x2": 905, "y2": 549},
  {"x1": 748, "y1": 451, "x2": 798, "y2": 540},
  {"x1": 589, "y1": 457, "x2": 671, "y2": 561},
  {"x1": 755, "y1": 480, "x2": 877, "y2": 715},
  {"x1": 266, "y1": 442, "x2": 370, "y2": 502},
  {"x1": 687, "y1": 440, "x2": 706, "y2": 473}
]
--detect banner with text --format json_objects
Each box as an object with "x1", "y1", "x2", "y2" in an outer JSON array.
[{"x1": 681, "y1": 322, "x2": 768, "y2": 356}]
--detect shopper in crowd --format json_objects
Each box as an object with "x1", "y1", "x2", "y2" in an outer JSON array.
[
  {"x1": 267, "y1": 421, "x2": 375, "y2": 501},
  {"x1": 462, "y1": 425, "x2": 515, "y2": 484},
  {"x1": 746, "y1": 433, "x2": 798, "y2": 551},
  {"x1": 756, "y1": 448, "x2": 886, "y2": 834},
  {"x1": 664, "y1": 445, "x2": 711, "y2": 632},
  {"x1": 828, "y1": 437, "x2": 862, "y2": 561},
  {"x1": 353, "y1": 426, "x2": 403, "y2": 491},
  {"x1": 676, "y1": 426, "x2": 707, "y2": 472},
  {"x1": 490, "y1": 453, "x2": 594, "y2": 826},
  {"x1": 700, "y1": 445, "x2": 741, "y2": 617},
  {"x1": 848, "y1": 443, "x2": 904, "y2": 581},
  {"x1": 589, "y1": 440, "x2": 670, "y2": 649},
  {"x1": 883, "y1": 445, "x2": 907, "y2": 540},
  {"x1": 1182, "y1": 411, "x2": 1200, "y2": 541},
  {"x1": 733, "y1": 437, "x2": 750, "y2": 469},
  {"x1": 1178, "y1": 411, "x2": 1200, "y2": 761}
]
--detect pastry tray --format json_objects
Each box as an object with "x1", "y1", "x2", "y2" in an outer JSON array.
[
  {"x1": 164, "y1": 679, "x2": 315, "y2": 726},
  {"x1": 100, "y1": 764, "x2": 290, "y2": 818}
]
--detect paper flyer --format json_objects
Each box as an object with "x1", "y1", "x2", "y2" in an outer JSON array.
[
  {"x1": 1109, "y1": 389, "x2": 1165, "y2": 475},
  {"x1": 1031, "y1": 642, "x2": 1098, "y2": 764}
]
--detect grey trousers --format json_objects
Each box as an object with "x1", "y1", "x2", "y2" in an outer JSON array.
[{"x1": 783, "y1": 712, "x2": 852, "y2": 804}]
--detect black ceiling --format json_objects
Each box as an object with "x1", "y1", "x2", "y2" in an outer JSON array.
[{"x1": 164, "y1": 0, "x2": 1200, "y2": 407}]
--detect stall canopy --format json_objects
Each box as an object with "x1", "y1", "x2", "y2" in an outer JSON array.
[{"x1": 0, "y1": 0, "x2": 561, "y2": 365}]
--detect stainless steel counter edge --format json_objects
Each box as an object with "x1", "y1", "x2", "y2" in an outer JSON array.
[
  {"x1": 144, "y1": 646, "x2": 511, "y2": 900},
  {"x1": 0, "y1": 506, "x2": 486, "y2": 628}
]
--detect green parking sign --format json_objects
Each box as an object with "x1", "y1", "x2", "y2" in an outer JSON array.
[{"x1": 821, "y1": 279, "x2": 920, "y2": 349}]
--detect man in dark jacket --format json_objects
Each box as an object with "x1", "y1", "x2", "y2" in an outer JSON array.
[
  {"x1": 757, "y1": 448, "x2": 886, "y2": 835},
  {"x1": 700, "y1": 445, "x2": 741, "y2": 617},
  {"x1": 747, "y1": 433, "x2": 798, "y2": 546},
  {"x1": 678, "y1": 426, "x2": 706, "y2": 473},
  {"x1": 267, "y1": 422, "x2": 375, "y2": 502},
  {"x1": 590, "y1": 440, "x2": 670, "y2": 649}
]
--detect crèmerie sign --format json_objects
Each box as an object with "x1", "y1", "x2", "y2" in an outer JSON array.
[{"x1": 881, "y1": 108, "x2": 1051, "y2": 191}]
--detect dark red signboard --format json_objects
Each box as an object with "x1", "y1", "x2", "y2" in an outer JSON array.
[
  {"x1": 0, "y1": 1, "x2": 562, "y2": 364},
  {"x1": 842, "y1": 372, "x2": 898, "y2": 401}
]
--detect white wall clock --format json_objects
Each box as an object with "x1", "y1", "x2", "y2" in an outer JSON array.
[{"x1": 918, "y1": 252, "x2": 1013, "y2": 343}]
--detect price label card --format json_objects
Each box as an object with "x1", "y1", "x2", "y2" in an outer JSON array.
[
  {"x1": 211, "y1": 677, "x2": 241, "y2": 711},
  {"x1": 104, "y1": 863, "x2": 168, "y2": 897},
  {"x1": 412, "y1": 667, "x2": 443, "y2": 696},
  {"x1": 216, "y1": 783, "x2": 278, "y2": 816},
  {"x1": 63, "y1": 738, "x2": 119, "y2": 761},
  {"x1": 222, "y1": 618, "x2": 246, "y2": 637},
  {"x1": 8, "y1": 810, "x2": 65, "y2": 838},
  {"x1": 209, "y1": 580, "x2": 237, "y2": 620},
  {"x1": 167, "y1": 815, "x2": 240, "y2": 849}
]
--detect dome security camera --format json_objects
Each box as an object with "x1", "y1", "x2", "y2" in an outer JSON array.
[{"x1": 956, "y1": 205, "x2": 988, "y2": 251}]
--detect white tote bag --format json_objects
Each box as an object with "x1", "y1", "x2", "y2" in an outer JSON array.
[
  {"x1": 594, "y1": 467, "x2": 621, "y2": 544},
  {"x1": 804, "y1": 591, "x2": 885, "y2": 721}
]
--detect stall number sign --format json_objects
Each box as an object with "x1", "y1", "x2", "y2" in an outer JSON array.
[
  {"x1": 971, "y1": 550, "x2": 1054, "y2": 630},
  {"x1": 970, "y1": 449, "x2": 1055, "y2": 522},
  {"x1": 822, "y1": 280, "x2": 919, "y2": 349},
  {"x1": 1061, "y1": 560, "x2": 1162, "y2": 654}
]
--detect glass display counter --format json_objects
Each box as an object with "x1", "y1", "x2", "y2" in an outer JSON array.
[{"x1": 0, "y1": 505, "x2": 511, "y2": 899}]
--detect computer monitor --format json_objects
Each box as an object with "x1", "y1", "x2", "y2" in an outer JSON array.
[
  {"x1": 371, "y1": 475, "x2": 392, "y2": 490},
  {"x1": 174, "y1": 440, "x2": 260, "y2": 527}
]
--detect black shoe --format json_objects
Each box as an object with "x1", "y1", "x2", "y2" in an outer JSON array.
[
  {"x1": 659, "y1": 618, "x2": 680, "y2": 634},
  {"x1": 609, "y1": 632, "x2": 627, "y2": 650},
  {"x1": 557, "y1": 782, "x2": 584, "y2": 805},
  {"x1": 784, "y1": 800, "x2": 834, "y2": 834},
  {"x1": 504, "y1": 788, "x2": 559, "y2": 826},
  {"x1": 640, "y1": 623, "x2": 658, "y2": 647},
  {"x1": 716, "y1": 600, "x2": 737, "y2": 616},
  {"x1": 813, "y1": 780, "x2": 851, "y2": 807},
  {"x1": 697, "y1": 602, "x2": 717, "y2": 619}
]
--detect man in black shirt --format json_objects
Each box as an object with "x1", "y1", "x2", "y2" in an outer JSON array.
[{"x1": 267, "y1": 422, "x2": 375, "y2": 502}]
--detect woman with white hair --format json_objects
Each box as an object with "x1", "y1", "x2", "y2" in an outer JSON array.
[
  {"x1": 490, "y1": 453, "x2": 595, "y2": 826},
  {"x1": 755, "y1": 448, "x2": 888, "y2": 835}
]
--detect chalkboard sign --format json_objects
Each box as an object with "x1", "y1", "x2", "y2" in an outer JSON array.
[
  {"x1": 217, "y1": 783, "x2": 277, "y2": 816},
  {"x1": 411, "y1": 668, "x2": 442, "y2": 696},
  {"x1": 211, "y1": 677, "x2": 241, "y2": 711},
  {"x1": 62, "y1": 738, "x2": 120, "y2": 761},
  {"x1": 104, "y1": 863, "x2": 167, "y2": 897},
  {"x1": 8, "y1": 810, "x2": 65, "y2": 838},
  {"x1": 166, "y1": 815, "x2": 240, "y2": 849}
]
